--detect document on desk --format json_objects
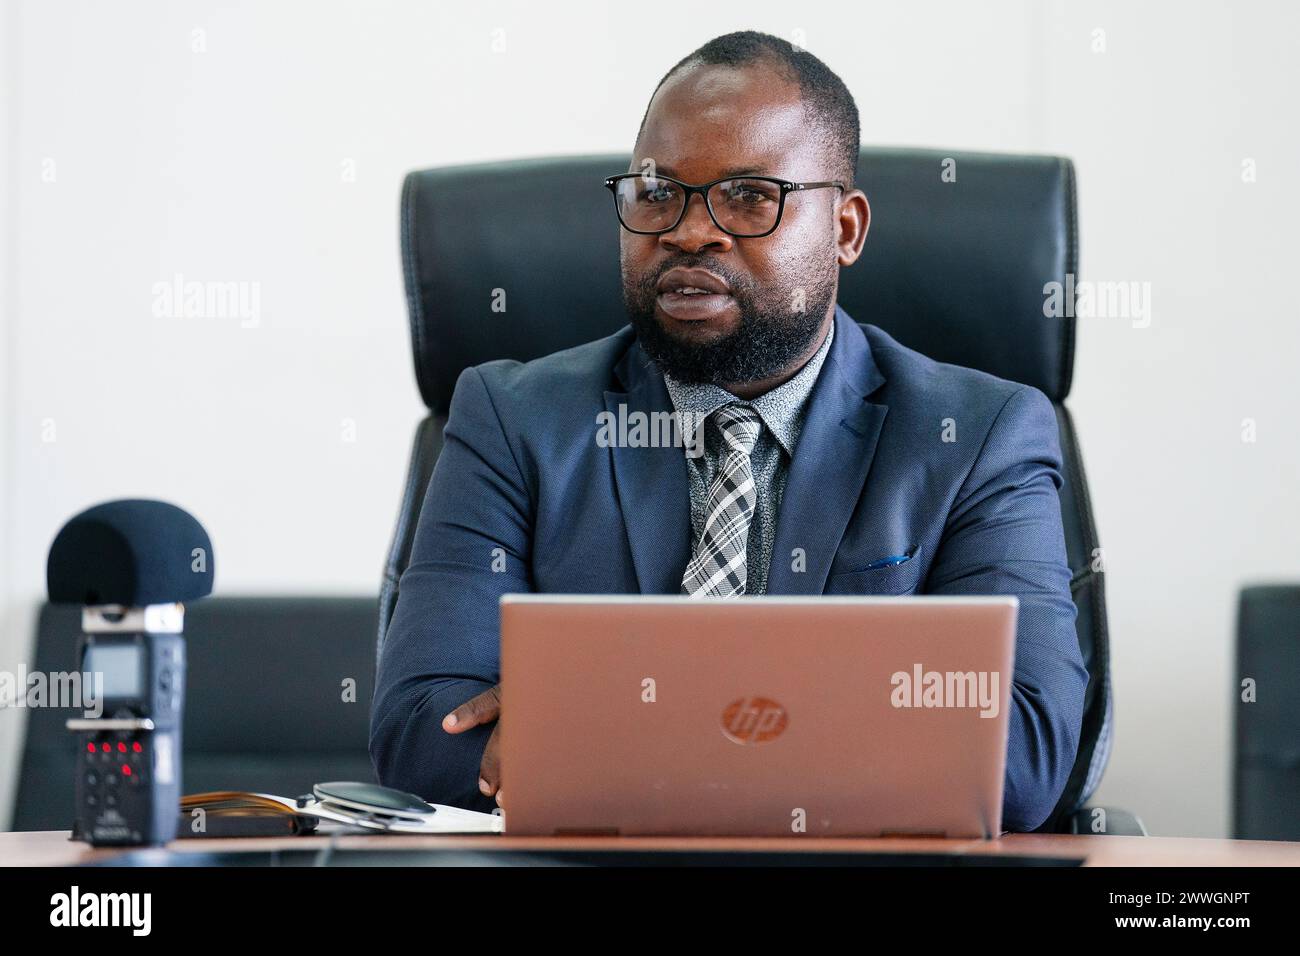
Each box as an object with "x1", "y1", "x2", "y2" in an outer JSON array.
[
  {"x1": 401, "y1": 803, "x2": 504, "y2": 834},
  {"x1": 258, "y1": 793, "x2": 505, "y2": 834},
  {"x1": 180, "y1": 790, "x2": 505, "y2": 835},
  {"x1": 311, "y1": 809, "x2": 503, "y2": 835}
]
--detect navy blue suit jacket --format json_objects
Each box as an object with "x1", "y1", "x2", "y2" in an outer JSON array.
[{"x1": 370, "y1": 305, "x2": 1088, "y2": 831}]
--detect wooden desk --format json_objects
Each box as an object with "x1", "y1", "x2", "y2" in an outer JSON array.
[{"x1": 3, "y1": 829, "x2": 1299, "y2": 866}]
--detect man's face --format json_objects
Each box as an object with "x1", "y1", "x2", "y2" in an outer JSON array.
[{"x1": 620, "y1": 63, "x2": 851, "y2": 388}]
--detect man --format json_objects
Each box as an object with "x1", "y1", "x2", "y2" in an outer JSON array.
[{"x1": 371, "y1": 31, "x2": 1088, "y2": 832}]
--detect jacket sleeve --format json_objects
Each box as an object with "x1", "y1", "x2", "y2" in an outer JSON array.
[
  {"x1": 369, "y1": 364, "x2": 532, "y2": 812},
  {"x1": 926, "y1": 384, "x2": 1089, "y2": 832}
]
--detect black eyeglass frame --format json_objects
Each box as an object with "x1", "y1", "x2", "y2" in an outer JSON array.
[{"x1": 603, "y1": 172, "x2": 845, "y2": 239}]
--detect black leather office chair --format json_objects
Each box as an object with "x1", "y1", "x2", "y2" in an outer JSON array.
[
  {"x1": 380, "y1": 148, "x2": 1144, "y2": 835},
  {"x1": 1234, "y1": 585, "x2": 1300, "y2": 840}
]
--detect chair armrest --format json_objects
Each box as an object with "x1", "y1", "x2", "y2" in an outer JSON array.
[{"x1": 1064, "y1": 805, "x2": 1148, "y2": 836}]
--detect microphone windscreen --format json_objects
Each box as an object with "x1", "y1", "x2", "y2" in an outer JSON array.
[{"x1": 47, "y1": 499, "x2": 214, "y2": 606}]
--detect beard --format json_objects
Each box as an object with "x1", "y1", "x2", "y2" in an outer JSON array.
[{"x1": 622, "y1": 253, "x2": 836, "y2": 387}]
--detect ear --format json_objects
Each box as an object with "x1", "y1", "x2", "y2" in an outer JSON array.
[{"x1": 836, "y1": 189, "x2": 870, "y2": 267}]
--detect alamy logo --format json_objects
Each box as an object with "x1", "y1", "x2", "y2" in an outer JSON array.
[
  {"x1": 890, "y1": 664, "x2": 1001, "y2": 718},
  {"x1": 49, "y1": 886, "x2": 151, "y2": 936},
  {"x1": 595, "y1": 405, "x2": 707, "y2": 458},
  {"x1": 1042, "y1": 273, "x2": 1151, "y2": 328},
  {"x1": 151, "y1": 272, "x2": 261, "y2": 328},
  {"x1": 0, "y1": 667, "x2": 102, "y2": 717},
  {"x1": 721, "y1": 697, "x2": 788, "y2": 744}
]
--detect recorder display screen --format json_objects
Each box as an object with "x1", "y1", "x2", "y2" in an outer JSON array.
[{"x1": 84, "y1": 644, "x2": 143, "y2": 699}]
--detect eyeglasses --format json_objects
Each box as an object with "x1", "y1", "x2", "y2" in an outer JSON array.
[{"x1": 604, "y1": 173, "x2": 845, "y2": 239}]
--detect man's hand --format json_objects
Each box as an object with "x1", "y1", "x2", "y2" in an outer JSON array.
[{"x1": 442, "y1": 684, "x2": 503, "y2": 806}]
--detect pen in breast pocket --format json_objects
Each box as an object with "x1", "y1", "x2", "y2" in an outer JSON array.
[{"x1": 863, "y1": 548, "x2": 915, "y2": 570}]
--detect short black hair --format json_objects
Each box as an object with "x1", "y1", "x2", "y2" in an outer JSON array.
[{"x1": 635, "y1": 31, "x2": 860, "y2": 188}]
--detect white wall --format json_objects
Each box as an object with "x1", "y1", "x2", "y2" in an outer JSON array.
[
  {"x1": 1, "y1": 0, "x2": 22, "y2": 828},
  {"x1": 2, "y1": 0, "x2": 1297, "y2": 836}
]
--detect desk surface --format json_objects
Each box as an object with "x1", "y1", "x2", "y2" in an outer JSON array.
[{"x1": 3, "y1": 830, "x2": 1299, "y2": 866}]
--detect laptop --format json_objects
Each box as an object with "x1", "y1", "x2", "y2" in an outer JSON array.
[{"x1": 499, "y1": 595, "x2": 1017, "y2": 838}]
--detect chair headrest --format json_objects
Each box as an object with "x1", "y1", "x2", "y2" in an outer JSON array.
[{"x1": 401, "y1": 148, "x2": 1077, "y2": 412}]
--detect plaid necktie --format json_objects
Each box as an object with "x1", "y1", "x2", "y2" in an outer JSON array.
[{"x1": 680, "y1": 404, "x2": 764, "y2": 597}]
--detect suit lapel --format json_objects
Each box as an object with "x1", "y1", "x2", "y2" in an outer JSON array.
[
  {"x1": 604, "y1": 342, "x2": 692, "y2": 594},
  {"x1": 767, "y1": 307, "x2": 889, "y2": 594}
]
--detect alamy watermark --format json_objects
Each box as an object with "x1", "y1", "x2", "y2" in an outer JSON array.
[
  {"x1": 0, "y1": 666, "x2": 103, "y2": 718},
  {"x1": 151, "y1": 272, "x2": 261, "y2": 328},
  {"x1": 1044, "y1": 273, "x2": 1151, "y2": 328},
  {"x1": 890, "y1": 663, "x2": 1001, "y2": 718},
  {"x1": 50, "y1": 886, "x2": 151, "y2": 936},
  {"x1": 596, "y1": 405, "x2": 707, "y2": 458}
]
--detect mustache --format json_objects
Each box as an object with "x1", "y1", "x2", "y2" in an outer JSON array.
[{"x1": 635, "y1": 257, "x2": 750, "y2": 296}]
